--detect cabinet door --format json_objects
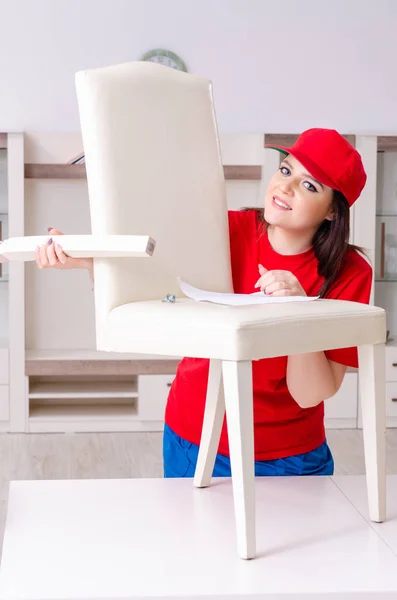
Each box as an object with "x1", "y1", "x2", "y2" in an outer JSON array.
[
  {"x1": 0, "y1": 385, "x2": 9, "y2": 421},
  {"x1": 0, "y1": 349, "x2": 9, "y2": 384},
  {"x1": 0, "y1": 350, "x2": 9, "y2": 421},
  {"x1": 138, "y1": 375, "x2": 175, "y2": 421},
  {"x1": 324, "y1": 372, "x2": 358, "y2": 429}
]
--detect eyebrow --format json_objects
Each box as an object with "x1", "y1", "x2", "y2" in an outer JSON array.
[{"x1": 282, "y1": 159, "x2": 324, "y2": 191}]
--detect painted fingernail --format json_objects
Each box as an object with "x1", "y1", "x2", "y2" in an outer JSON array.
[
  {"x1": 46, "y1": 238, "x2": 53, "y2": 246},
  {"x1": 47, "y1": 227, "x2": 53, "y2": 232}
]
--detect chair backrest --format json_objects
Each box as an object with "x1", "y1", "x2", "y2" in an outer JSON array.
[{"x1": 75, "y1": 61, "x2": 233, "y2": 348}]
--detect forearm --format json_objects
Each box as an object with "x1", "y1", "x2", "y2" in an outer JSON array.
[
  {"x1": 81, "y1": 258, "x2": 94, "y2": 288},
  {"x1": 286, "y1": 352, "x2": 346, "y2": 408},
  {"x1": 88, "y1": 268, "x2": 94, "y2": 288},
  {"x1": 88, "y1": 259, "x2": 94, "y2": 282}
]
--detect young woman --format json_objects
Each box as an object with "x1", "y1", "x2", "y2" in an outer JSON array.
[{"x1": 32, "y1": 128, "x2": 372, "y2": 479}]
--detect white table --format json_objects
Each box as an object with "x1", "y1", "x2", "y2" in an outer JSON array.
[{"x1": 0, "y1": 476, "x2": 397, "y2": 599}]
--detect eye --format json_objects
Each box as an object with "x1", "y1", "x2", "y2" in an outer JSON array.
[
  {"x1": 303, "y1": 181, "x2": 318, "y2": 193},
  {"x1": 280, "y1": 165, "x2": 290, "y2": 176}
]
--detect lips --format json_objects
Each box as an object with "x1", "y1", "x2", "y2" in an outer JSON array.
[{"x1": 272, "y1": 196, "x2": 292, "y2": 210}]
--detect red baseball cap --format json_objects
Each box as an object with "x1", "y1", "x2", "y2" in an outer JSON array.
[{"x1": 265, "y1": 128, "x2": 367, "y2": 207}]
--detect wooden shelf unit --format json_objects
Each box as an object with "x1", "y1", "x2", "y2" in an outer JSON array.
[
  {"x1": 29, "y1": 379, "x2": 139, "y2": 400},
  {"x1": 25, "y1": 350, "x2": 180, "y2": 376},
  {"x1": 263, "y1": 133, "x2": 356, "y2": 147},
  {"x1": 8, "y1": 130, "x2": 397, "y2": 434},
  {"x1": 263, "y1": 134, "x2": 397, "y2": 151},
  {"x1": 24, "y1": 351, "x2": 179, "y2": 433},
  {"x1": 29, "y1": 403, "x2": 139, "y2": 422},
  {"x1": 24, "y1": 163, "x2": 262, "y2": 181},
  {"x1": 377, "y1": 136, "x2": 397, "y2": 152},
  {"x1": 25, "y1": 164, "x2": 87, "y2": 179},
  {"x1": 24, "y1": 134, "x2": 397, "y2": 183},
  {"x1": 28, "y1": 375, "x2": 140, "y2": 424},
  {"x1": 20, "y1": 134, "x2": 397, "y2": 183}
]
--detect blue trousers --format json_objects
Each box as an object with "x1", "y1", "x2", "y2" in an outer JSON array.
[{"x1": 163, "y1": 423, "x2": 334, "y2": 477}]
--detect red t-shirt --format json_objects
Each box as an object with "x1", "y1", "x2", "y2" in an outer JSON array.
[{"x1": 165, "y1": 210, "x2": 373, "y2": 461}]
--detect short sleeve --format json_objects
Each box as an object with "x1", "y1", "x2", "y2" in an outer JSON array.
[
  {"x1": 228, "y1": 209, "x2": 250, "y2": 239},
  {"x1": 227, "y1": 210, "x2": 261, "y2": 293},
  {"x1": 324, "y1": 252, "x2": 373, "y2": 368}
]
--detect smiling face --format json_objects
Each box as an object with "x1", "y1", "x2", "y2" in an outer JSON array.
[{"x1": 264, "y1": 155, "x2": 334, "y2": 235}]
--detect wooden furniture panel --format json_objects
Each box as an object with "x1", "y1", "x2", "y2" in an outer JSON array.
[{"x1": 25, "y1": 164, "x2": 262, "y2": 181}]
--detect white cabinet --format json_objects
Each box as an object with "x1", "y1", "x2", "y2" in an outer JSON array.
[
  {"x1": 23, "y1": 350, "x2": 179, "y2": 433},
  {"x1": 0, "y1": 348, "x2": 8, "y2": 384},
  {"x1": 324, "y1": 372, "x2": 358, "y2": 429},
  {"x1": 139, "y1": 372, "x2": 360, "y2": 431},
  {"x1": 0, "y1": 385, "x2": 9, "y2": 421},
  {"x1": 385, "y1": 382, "x2": 397, "y2": 421},
  {"x1": 0, "y1": 348, "x2": 9, "y2": 421},
  {"x1": 0, "y1": 144, "x2": 11, "y2": 428},
  {"x1": 374, "y1": 151, "x2": 397, "y2": 339},
  {"x1": 138, "y1": 374, "x2": 175, "y2": 424},
  {"x1": 357, "y1": 343, "x2": 397, "y2": 429},
  {"x1": 385, "y1": 342, "x2": 397, "y2": 425}
]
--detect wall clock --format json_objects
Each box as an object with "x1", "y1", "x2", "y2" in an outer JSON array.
[{"x1": 140, "y1": 49, "x2": 188, "y2": 72}]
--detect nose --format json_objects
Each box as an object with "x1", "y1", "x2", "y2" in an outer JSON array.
[{"x1": 279, "y1": 179, "x2": 295, "y2": 196}]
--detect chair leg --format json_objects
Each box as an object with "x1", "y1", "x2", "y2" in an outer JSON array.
[
  {"x1": 222, "y1": 360, "x2": 256, "y2": 560},
  {"x1": 194, "y1": 359, "x2": 224, "y2": 488},
  {"x1": 358, "y1": 343, "x2": 386, "y2": 522}
]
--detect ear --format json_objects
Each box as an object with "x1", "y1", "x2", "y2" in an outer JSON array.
[{"x1": 325, "y1": 208, "x2": 336, "y2": 222}]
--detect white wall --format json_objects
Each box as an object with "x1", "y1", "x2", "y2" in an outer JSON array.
[{"x1": 0, "y1": 0, "x2": 397, "y2": 134}]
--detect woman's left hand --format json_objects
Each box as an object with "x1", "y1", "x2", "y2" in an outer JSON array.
[{"x1": 255, "y1": 264, "x2": 306, "y2": 297}]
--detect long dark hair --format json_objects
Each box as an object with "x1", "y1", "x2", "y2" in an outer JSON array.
[{"x1": 245, "y1": 190, "x2": 366, "y2": 298}]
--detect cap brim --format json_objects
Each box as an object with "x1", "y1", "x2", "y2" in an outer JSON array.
[
  {"x1": 264, "y1": 144, "x2": 289, "y2": 155},
  {"x1": 265, "y1": 143, "x2": 340, "y2": 193}
]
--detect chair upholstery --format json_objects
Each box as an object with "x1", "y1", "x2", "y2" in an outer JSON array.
[
  {"x1": 107, "y1": 297, "x2": 385, "y2": 360},
  {"x1": 75, "y1": 61, "x2": 233, "y2": 350}
]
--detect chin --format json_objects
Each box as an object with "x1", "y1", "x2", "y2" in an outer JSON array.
[
  {"x1": 264, "y1": 207, "x2": 279, "y2": 225},
  {"x1": 264, "y1": 198, "x2": 279, "y2": 223},
  {"x1": 264, "y1": 209, "x2": 295, "y2": 230}
]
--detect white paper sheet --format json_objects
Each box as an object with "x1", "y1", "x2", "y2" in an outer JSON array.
[{"x1": 178, "y1": 279, "x2": 319, "y2": 306}]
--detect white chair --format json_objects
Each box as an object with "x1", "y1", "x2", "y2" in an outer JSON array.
[{"x1": 75, "y1": 61, "x2": 387, "y2": 560}]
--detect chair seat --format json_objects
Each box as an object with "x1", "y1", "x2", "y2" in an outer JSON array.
[{"x1": 103, "y1": 298, "x2": 386, "y2": 361}]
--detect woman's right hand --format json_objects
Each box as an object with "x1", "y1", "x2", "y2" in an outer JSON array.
[{"x1": 35, "y1": 228, "x2": 93, "y2": 273}]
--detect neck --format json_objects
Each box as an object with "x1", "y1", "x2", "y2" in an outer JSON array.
[{"x1": 267, "y1": 224, "x2": 315, "y2": 255}]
